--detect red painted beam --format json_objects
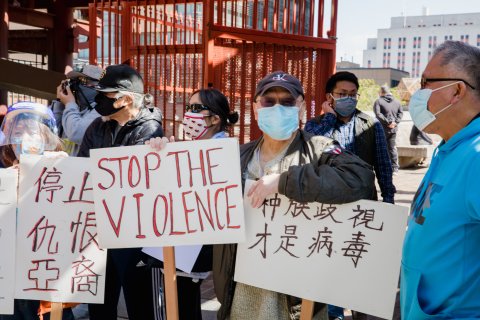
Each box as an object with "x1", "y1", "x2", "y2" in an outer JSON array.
[{"x1": 211, "y1": 25, "x2": 336, "y2": 50}]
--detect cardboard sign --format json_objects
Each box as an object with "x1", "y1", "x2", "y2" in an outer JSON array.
[
  {"x1": 235, "y1": 181, "x2": 408, "y2": 320},
  {"x1": 0, "y1": 169, "x2": 18, "y2": 314},
  {"x1": 89, "y1": 138, "x2": 245, "y2": 248},
  {"x1": 15, "y1": 155, "x2": 107, "y2": 303}
]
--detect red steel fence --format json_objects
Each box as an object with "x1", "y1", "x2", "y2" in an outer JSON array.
[{"x1": 89, "y1": 0, "x2": 338, "y2": 142}]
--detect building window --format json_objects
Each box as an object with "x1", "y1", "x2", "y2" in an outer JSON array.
[
  {"x1": 477, "y1": 34, "x2": 480, "y2": 46},
  {"x1": 428, "y1": 36, "x2": 432, "y2": 48},
  {"x1": 398, "y1": 37, "x2": 402, "y2": 49},
  {"x1": 403, "y1": 37, "x2": 406, "y2": 49},
  {"x1": 384, "y1": 38, "x2": 387, "y2": 50},
  {"x1": 413, "y1": 36, "x2": 417, "y2": 48},
  {"x1": 368, "y1": 60, "x2": 371, "y2": 68},
  {"x1": 417, "y1": 52, "x2": 421, "y2": 77},
  {"x1": 428, "y1": 51, "x2": 432, "y2": 60},
  {"x1": 418, "y1": 36, "x2": 421, "y2": 48},
  {"x1": 433, "y1": 36, "x2": 437, "y2": 48}
]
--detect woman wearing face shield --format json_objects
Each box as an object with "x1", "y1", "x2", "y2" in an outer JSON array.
[
  {"x1": 146, "y1": 88, "x2": 238, "y2": 320},
  {"x1": 0, "y1": 102, "x2": 64, "y2": 167},
  {"x1": 0, "y1": 102, "x2": 74, "y2": 320}
]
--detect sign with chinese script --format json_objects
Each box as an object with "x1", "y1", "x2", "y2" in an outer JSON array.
[
  {"x1": 89, "y1": 138, "x2": 245, "y2": 248},
  {"x1": 15, "y1": 155, "x2": 107, "y2": 303},
  {"x1": 0, "y1": 169, "x2": 18, "y2": 314},
  {"x1": 235, "y1": 181, "x2": 409, "y2": 320}
]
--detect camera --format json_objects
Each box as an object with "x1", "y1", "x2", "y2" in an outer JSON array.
[{"x1": 61, "y1": 78, "x2": 81, "y2": 95}]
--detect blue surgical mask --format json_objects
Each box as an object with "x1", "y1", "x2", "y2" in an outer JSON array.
[
  {"x1": 257, "y1": 105, "x2": 299, "y2": 140},
  {"x1": 409, "y1": 81, "x2": 459, "y2": 131},
  {"x1": 331, "y1": 95, "x2": 357, "y2": 117},
  {"x1": 11, "y1": 135, "x2": 45, "y2": 160}
]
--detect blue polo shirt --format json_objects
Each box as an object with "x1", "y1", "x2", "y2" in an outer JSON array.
[{"x1": 401, "y1": 117, "x2": 480, "y2": 319}]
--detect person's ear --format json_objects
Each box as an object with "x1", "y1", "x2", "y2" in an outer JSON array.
[
  {"x1": 253, "y1": 99, "x2": 260, "y2": 121},
  {"x1": 326, "y1": 93, "x2": 334, "y2": 103},
  {"x1": 451, "y1": 82, "x2": 467, "y2": 104},
  {"x1": 210, "y1": 115, "x2": 221, "y2": 126},
  {"x1": 298, "y1": 100, "x2": 306, "y2": 119},
  {"x1": 116, "y1": 93, "x2": 133, "y2": 108}
]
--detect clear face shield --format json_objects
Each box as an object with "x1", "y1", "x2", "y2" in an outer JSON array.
[{"x1": 0, "y1": 102, "x2": 61, "y2": 159}]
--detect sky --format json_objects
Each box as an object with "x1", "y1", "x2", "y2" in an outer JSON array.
[{"x1": 332, "y1": 0, "x2": 480, "y2": 66}]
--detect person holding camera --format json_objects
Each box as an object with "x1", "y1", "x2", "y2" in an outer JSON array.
[{"x1": 55, "y1": 64, "x2": 103, "y2": 155}]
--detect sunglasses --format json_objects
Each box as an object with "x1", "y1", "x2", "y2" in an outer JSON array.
[
  {"x1": 185, "y1": 103, "x2": 211, "y2": 113},
  {"x1": 257, "y1": 96, "x2": 297, "y2": 108},
  {"x1": 421, "y1": 78, "x2": 476, "y2": 90}
]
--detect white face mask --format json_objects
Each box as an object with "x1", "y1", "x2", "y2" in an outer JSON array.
[
  {"x1": 182, "y1": 112, "x2": 211, "y2": 140},
  {"x1": 408, "y1": 81, "x2": 460, "y2": 131}
]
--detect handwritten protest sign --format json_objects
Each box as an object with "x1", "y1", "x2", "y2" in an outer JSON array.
[
  {"x1": 0, "y1": 169, "x2": 18, "y2": 314},
  {"x1": 89, "y1": 138, "x2": 245, "y2": 248},
  {"x1": 235, "y1": 181, "x2": 408, "y2": 320},
  {"x1": 15, "y1": 155, "x2": 107, "y2": 303}
]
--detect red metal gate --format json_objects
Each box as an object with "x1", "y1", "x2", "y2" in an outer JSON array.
[{"x1": 89, "y1": 0, "x2": 337, "y2": 143}]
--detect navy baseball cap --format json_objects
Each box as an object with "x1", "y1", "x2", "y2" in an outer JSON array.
[{"x1": 255, "y1": 71, "x2": 304, "y2": 99}]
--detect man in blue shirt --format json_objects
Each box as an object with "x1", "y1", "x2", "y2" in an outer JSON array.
[
  {"x1": 305, "y1": 71, "x2": 395, "y2": 204},
  {"x1": 402, "y1": 41, "x2": 480, "y2": 319}
]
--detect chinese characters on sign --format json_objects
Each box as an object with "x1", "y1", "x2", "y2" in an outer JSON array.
[
  {"x1": 89, "y1": 138, "x2": 245, "y2": 248},
  {"x1": 15, "y1": 156, "x2": 107, "y2": 303},
  {"x1": 235, "y1": 181, "x2": 409, "y2": 320},
  {"x1": 0, "y1": 169, "x2": 18, "y2": 315}
]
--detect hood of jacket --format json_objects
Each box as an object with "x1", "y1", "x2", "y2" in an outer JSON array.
[{"x1": 381, "y1": 94, "x2": 393, "y2": 103}]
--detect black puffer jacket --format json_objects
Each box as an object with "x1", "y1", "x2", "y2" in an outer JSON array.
[{"x1": 77, "y1": 106, "x2": 163, "y2": 157}]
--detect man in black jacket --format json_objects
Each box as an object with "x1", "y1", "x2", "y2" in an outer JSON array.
[
  {"x1": 373, "y1": 85, "x2": 403, "y2": 173},
  {"x1": 78, "y1": 64, "x2": 163, "y2": 320}
]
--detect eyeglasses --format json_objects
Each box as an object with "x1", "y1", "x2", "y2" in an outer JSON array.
[
  {"x1": 186, "y1": 103, "x2": 211, "y2": 113},
  {"x1": 331, "y1": 92, "x2": 360, "y2": 99},
  {"x1": 421, "y1": 78, "x2": 476, "y2": 90},
  {"x1": 257, "y1": 96, "x2": 297, "y2": 108}
]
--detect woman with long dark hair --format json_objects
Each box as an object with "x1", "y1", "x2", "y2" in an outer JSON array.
[{"x1": 146, "y1": 88, "x2": 238, "y2": 320}]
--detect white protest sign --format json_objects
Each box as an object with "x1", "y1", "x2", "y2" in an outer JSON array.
[
  {"x1": 0, "y1": 169, "x2": 18, "y2": 314},
  {"x1": 89, "y1": 138, "x2": 245, "y2": 248},
  {"x1": 235, "y1": 181, "x2": 408, "y2": 320},
  {"x1": 15, "y1": 155, "x2": 107, "y2": 303}
]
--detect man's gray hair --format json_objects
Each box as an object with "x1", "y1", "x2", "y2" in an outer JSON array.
[
  {"x1": 118, "y1": 91, "x2": 146, "y2": 109},
  {"x1": 433, "y1": 41, "x2": 480, "y2": 98}
]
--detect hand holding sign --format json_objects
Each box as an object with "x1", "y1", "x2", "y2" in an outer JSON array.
[
  {"x1": 145, "y1": 136, "x2": 176, "y2": 151},
  {"x1": 247, "y1": 174, "x2": 280, "y2": 208}
]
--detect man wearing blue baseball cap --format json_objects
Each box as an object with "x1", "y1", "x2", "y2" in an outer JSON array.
[{"x1": 213, "y1": 71, "x2": 375, "y2": 320}]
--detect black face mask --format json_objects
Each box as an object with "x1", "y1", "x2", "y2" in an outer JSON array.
[
  {"x1": 94, "y1": 94, "x2": 124, "y2": 116},
  {"x1": 75, "y1": 85, "x2": 98, "y2": 111}
]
